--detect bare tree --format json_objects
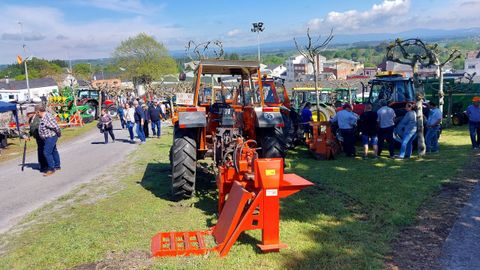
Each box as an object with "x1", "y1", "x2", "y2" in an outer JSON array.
[
  {"x1": 432, "y1": 48, "x2": 461, "y2": 121},
  {"x1": 386, "y1": 38, "x2": 436, "y2": 157},
  {"x1": 294, "y1": 28, "x2": 334, "y2": 117}
]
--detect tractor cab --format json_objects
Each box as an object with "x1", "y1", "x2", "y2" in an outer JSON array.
[{"x1": 367, "y1": 72, "x2": 415, "y2": 112}]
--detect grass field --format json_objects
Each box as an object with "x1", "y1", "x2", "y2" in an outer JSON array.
[
  {"x1": 0, "y1": 122, "x2": 96, "y2": 163},
  {"x1": 0, "y1": 127, "x2": 473, "y2": 270}
]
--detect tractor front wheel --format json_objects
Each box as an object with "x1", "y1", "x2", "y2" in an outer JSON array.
[
  {"x1": 259, "y1": 127, "x2": 287, "y2": 158},
  {"x1": 171, "y1": 129, "x2": 197, "y2": 200}
]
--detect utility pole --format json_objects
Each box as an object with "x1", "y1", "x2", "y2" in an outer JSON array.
[
  {"x1": 251, "y1": 22, "x2": 265, "y2": 62},
  {"x1": 18, "y1": 21, "x2": 31, "y2": 102}
]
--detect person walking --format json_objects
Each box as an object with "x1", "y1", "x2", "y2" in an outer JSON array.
[
  {"x1": 133, "y1": 100, "x2": 146, "y2": 144},
  {"x1": 377, "y1": 100, "x2": 396, "y2": 158},
  {"x1": 359, "y1": 103, "x2": 378, "y2": 159},
  {"x1": 426, "y1": 101, "x2": 442, "y2": 153},
  {"x1": 100, "y1": 109, "x2": 115, "y2": 144},
  {"x1": 149, "y1": 100, "x2": 163, "y2": 138},
  {"x1": 160, "y1": 102, "x2": 167, "y2": 119},
  {"x1": 331, "y1": 103, "x2": 359, "y2": 157},
  {"x1": 38, "y1": 106, "x2": 61, "y2": 176},
  {"x1": 117, "y1": 104, "x2": 126, "y2": 129},
  {"x1": 395, "y1": 103, "x2": 417, "y2": 159},
  {"x1": 124, "y1": 103, "x2": 135, "y2": 143},
  {"x1": 143, "y1": 104, "x2": 150, "y2": 138},
  {"x1": 466, "y1": 96, "x2": 480, "y2": 149},
  {"x1": 29, "y1": 106, "x2": 47, "y2": 173}
]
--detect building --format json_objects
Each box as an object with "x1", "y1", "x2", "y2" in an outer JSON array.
[
  {"x1": 0, "y1": 78, "x2": 59, "y2": 103},
  {"x1": 323, "y1": 59, "x2": 364, "y2": 80},
  {"x1": 465, "y1": 50, "x2": 480, "y2": 76},
  {"x1": 361, "y1": 67, "x2": 380, "y2": 77},
  {"x1": 285, "y1": 54, "x2": 326, "y2": 82},
  {"x1": 269, "y1": 64, "x2": 287, "y2": 79}
]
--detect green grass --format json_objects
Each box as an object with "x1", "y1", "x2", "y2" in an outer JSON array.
[
  {"x1": 0, "y1": 127, "x2": 473, "y2": 270},
  {"x1": 0, "y1": 122, "x2": 96, "y2": 163}
]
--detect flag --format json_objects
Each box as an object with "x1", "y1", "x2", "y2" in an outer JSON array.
[{"x1": 16, "y1": 55, "x2": 23, "y2": 64}]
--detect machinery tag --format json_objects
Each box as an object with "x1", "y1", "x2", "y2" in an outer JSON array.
[
  {"x1": 266, "y1": 189, "x2": 278, "y2": 196},
  {"x1": 265, "y1": 169, "x2": 276, "y2": 176}
]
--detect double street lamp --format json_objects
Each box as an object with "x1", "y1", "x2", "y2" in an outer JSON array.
[{"x1": 251, "y1": 22, "x2": 265, "y2": 62}]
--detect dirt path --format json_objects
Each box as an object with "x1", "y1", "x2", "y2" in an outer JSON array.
[
  {"x1": 387, "y1": 153, "x2": 480, "y2": 270},
  {"x1": 0, "y1": 121, "x2": 137, "y2": 233}
]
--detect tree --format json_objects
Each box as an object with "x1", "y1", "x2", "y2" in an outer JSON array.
[
  {"x1": 113, "y1": 33, "x2": 177, "y2": 82},
  {"x1": 294, "y1": 28, "x2": 334, "y2": 117},
  {"x1": 431, "y1": 47, "x2": 461, "y2": 122},
  {"x1": 386, "y1": 38, "x2": 437, "y2": 157},
  {"x1": 73, "y1": 63, "x2": 92, "y2": 80}
]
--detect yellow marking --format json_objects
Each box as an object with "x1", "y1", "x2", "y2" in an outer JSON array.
[{"x1": 265, "y1": 169, "x2": 276, "y2": 176}]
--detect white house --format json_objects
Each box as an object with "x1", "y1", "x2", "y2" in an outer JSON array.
[
  {"x1": 465, "y1": 50, "x2": 480, "y2": 76},
  {"x1": 0, "y1": 78, "x2": 59, "y2": 103},
  {"x1": 285, "y1": 54, "x2": 326, "y2": 82},
  {"x1": 270, "y1": 64, "x2": 287, "y2": 79}
]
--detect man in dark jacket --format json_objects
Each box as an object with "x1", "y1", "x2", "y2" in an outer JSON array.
[
  {"x1": 133, "y1": 100, "x2": 146, "y2": 143},
  {"x1": 29, "y1": 105, "x2": 48, "y2": 172},
  {"x1": 149, "y1": 100, "x2": 163, "y2": 138},
  {"x1": 359, "y1": 103, "x2": 378, "y2": 159},
  {"x1": 143, "y1": 104, "x2": 150, "y2": 138}
]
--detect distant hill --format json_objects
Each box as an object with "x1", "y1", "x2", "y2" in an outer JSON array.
[{"x1": 170, "y1": 27, "x2": 480, "y2": 57}]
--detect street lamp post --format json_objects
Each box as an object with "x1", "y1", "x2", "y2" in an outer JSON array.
[
  {"x1": 18, "y1": 21, "x2": 31, "y2": 102},
  {"x1": 251, "y1": 22, "x2": 265, "y2": 62}
]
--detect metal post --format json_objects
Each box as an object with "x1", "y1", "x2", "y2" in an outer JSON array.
[
  {"x1": 251, "y1": 22, "x2": 264, "y2": 63},
  {"x1": 19, "y1": 21, "x2": 31, "y2": 102},
  {"x1": 257, "y1": 31, "x2": 261, "y2": 62}
]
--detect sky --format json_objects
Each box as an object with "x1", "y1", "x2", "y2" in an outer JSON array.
[{"x1": 0, "y1": 0, "x2": 480, "y2": 64}]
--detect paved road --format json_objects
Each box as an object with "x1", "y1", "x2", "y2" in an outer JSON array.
[
  {"x1": 0, "y1": 122, "x2": 137, "y2": 233},
  {"x1": 440, "y1": 183, "x2": 480, "y2": 270}
]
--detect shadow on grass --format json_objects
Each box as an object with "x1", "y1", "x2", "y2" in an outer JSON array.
[{"x1": 138, "y1": 161, "x2": 218, "y2": 218}]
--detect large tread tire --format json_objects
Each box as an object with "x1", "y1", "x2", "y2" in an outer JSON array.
[
  {"x1": 259, "y1": 127, "x2": 287, "y2": 158},
  {"x1": 282, "y1": 113, "x2": 295, "y2": 149},
  {"x1": 171, "y1": 129, "x2": 197, "y2": 200}
]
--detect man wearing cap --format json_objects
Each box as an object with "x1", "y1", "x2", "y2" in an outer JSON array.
[
  {"x1": 331, "y1": 103, "x2": 359, "y2": 157},
  {"x1": 149, "y1": 100, "x2": 164, "y2": 138},
  {"x1": 377, "y1": 100, "x2": 396, "y2": 158},
  {"x1": 467, "y1": 96, "x2": 480, "y2": 149},
  {"x1": 426, "y1": 101, "x2": 442, "y2": 153},
  {"x1": 38, "y1": 106, "x2": 61, "y2": 176}
]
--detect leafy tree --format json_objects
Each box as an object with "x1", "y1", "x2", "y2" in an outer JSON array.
[
  {"x1": 113, "y1": 33, "x2": 177, "y2": 81},
  {"x1": 73, "y1": 63, "x2": 92, "y2": 80}
]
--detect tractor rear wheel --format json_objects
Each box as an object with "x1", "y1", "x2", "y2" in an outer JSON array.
[
  {"x1": 171, "y1": 129, "x2": 197, "y2": 200},
  {"x1": 259, "y1": 127, "x2": 287, "y2": 158},
  {"x1": 452, "y1": 114, "x2": 463, "y2": 126}
]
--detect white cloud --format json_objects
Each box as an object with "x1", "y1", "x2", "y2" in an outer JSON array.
[
  {"x1": 0, "y1": 5, "x2": 182, "y2": 63},
  {"x1": 227, "y1": 29, "x2": 242, "y2": 37},
  {"x1": 72, "y1": 0, "x2": 162, "y2": 15},
  {"x1": 308, "y1": 0, "x2": 411, "y2": 33}
]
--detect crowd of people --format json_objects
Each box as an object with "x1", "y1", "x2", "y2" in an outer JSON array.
[
  {"x1": 301, "y1": 97, "x2": 480, "y2": 160},
  {"x1": 97, "y1": 99, "x2": 168, "y2": 144}
]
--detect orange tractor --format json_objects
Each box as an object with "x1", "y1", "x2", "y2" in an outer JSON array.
[{"x1": 170, "y1": 60, "x2": 287, "y2": 200}]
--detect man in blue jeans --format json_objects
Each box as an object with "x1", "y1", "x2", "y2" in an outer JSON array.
[
  {"x1": 149, "y1": 100, "x2": 164, "y2": 138},
  {"x1": 38, "y1": 106, "x2": 61, "y2": 176},
  {"x1": 467, "y1": 96, "x2": 480, "y2": 149},
  {"x1": 133, "y1": 100, "x2": 146, "y2": 143},
  {"x1": 426, "y1": 101, "x2": 442, "y2": 153}
]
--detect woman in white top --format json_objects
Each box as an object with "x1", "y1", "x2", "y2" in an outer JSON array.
[{"x1": 124, "y1": 103, "x2": 136, "y2": 143}]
